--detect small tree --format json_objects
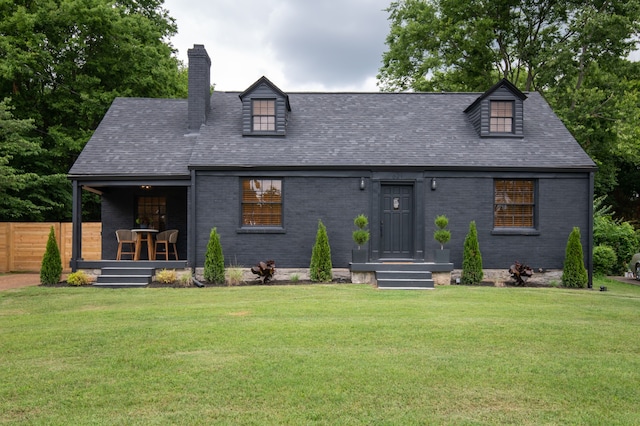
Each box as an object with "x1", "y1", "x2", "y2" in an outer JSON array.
[
  {"x1": 40, "y1": 226, "x2": 62, "y2": 285},
  {"x1": 310, "y1": 219, "x2": 332, "y2": 282},
  {"x1": 352, "y1": 214, "x2": 370, "y2": 249},
  {"x1": 562, "y1": 227, "x2": 588, "y2": 288},
  {"x1": 434, "y1": 215, "x2": 451, "y2": 250},
  {"x1": 461, "y1": 221, "x2": 483, "y2": 285},
  {"x1": 204, "y1": 227, "x2": 225, "y2": 284}
]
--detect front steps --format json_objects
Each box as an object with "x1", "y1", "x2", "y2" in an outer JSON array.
[
  {"x1": 351, "y1": 262, "x2": 450, "y2": 289},
  {"x1": 376, "y1": 269, "x2": 434, "y2": 290},
  {"x1": 94, "y1": 267, "x2": 154, "y2": 287}
]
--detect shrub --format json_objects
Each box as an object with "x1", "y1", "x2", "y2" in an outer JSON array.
[
  {"x1": 592, "y1": 245, "x2": 617, "y2": 276},
  {"x1": 289, "y1": 273, "x2": 300, "y2": 283},
  {"x1": 461, "y1": 221, "x2": 483, "y2": 284},
  {"x1": 155, "y1": 269, "x2": 177, "y2": 284},
  {"x1": 204, "y1": 227, "x2": 225, "y2": 284},
  {"x1": 434, "y1": 215, "x2": 451, "y2": 249},
  {"x1": 40, "y1": 226, "x2": 63, "y2": 285},
  {"x1": 178, "y1": 270, "x2": 192, "y2": 287},
  {"x1": 226, "y1": 267, "x2": 244, "y2": 286},
  {"x1": 310, "y1": 220, "x2": 333, "y2": 282},
  {"x1": 562, "y1": 227, "x2": 588, "y2": 288},
  {"x1": 593, "y1": 214, "x2": 639, "y2": 274},
  {"x1": 67, "y1": 270, "x2": 92, "y2": 286},
  {"x1": 352, "y1": 214, "x2": 370, "y2": 248}
]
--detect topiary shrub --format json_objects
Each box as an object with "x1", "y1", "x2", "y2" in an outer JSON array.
[
  {"x1": 434, "y1": 215, "x2": 451, "y2": 249},
  {"x1": 592, "y1": 245, "x2": 617, "y2": 276},
  {"x1": 352, "y1": 214, "x2": 370, "y2": 248},
  {"x1": 562, "y1": 227, "x2": 588, "y2": 288},
  {"x1": 67, "y1": 270, "x2": 92, "y2": 286},
  {"x1": 204, "y1": 227, "x2": 225, "y2": 284},
  {"x1": 461, "y1": 221, "x2": 483, "y2": 285},
  {"x1": 40, "y1": 226, "x2": 63, "y2": 285},
  {"x1": 310, "y1": 219, "x2": 332, "y2": 282}
]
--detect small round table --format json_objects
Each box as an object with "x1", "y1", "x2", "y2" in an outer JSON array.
[{"x1": 131, "y1": 229, "x2": 159, "y2": 261}]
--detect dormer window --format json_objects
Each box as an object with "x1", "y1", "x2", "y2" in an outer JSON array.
[
  {"x1": 490, "y1": 101, "x2": 514, "y2": 133},
  {"x1": 252, "y1": 99, "x2": 276, "y2": 131}
]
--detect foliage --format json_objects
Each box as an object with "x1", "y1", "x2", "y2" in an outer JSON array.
[
  {"x1": 310, "y1": 220, "x2": 333, "y2": 282},
  {"x1": 226, "y1": 267, "x2": 244, "y2": 286},
  {"x1": 461, "y1": 221, "x2": 483, "y2": 284},
  {"x1": 352, "y1": 214, "x2": 370, "y2": 248},
  {"x1": 433, "y1": 214, "x2": 451, "y2": 249},
  {"x1": 592, "y1": 245, "x2": 618, "y2": 276},
  {"x1": 40, "y1": 226, "x2": 62, "y2": 285},
  {"x1": 204, "y1": 228, "x2": 225, "y2": 284},
  {"x1": 0, "y1": 0, "x2": 188, "y2": 221},
  {"x1": 155, "y1": 269, "x2": 177, "y2": 284},
  {"x1": 378, "y1": 0, "x2": 640, "y2": 221},
  {"x1": 66, "y1": 270, "x2": 92, "y2": 286},
  {"x1": 178, "y1": 270, "x2": 193, "y2": 287},
  {"x1": 593, "y1": 198, "x2": 640, "y2": 274},
  {"x1": 562, "y1": 227, "x2": 588, "y2": 288}
]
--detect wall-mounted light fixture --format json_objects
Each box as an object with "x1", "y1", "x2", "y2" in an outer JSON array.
[
  {"x1": 360, "y1": 177, "x2": 365, "y2": 190},
  {"x1": 141, "y1": 185, "x2": 151, "y2": 190},
  {"x1": 431, "y1": 178, "x2": 437, "y2": 191}
]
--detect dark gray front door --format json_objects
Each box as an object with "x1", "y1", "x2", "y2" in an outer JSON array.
[{"x1": 380, "y1": 184, "x2": 414, "y2": 258}]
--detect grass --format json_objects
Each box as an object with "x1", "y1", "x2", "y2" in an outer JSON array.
[{"x1": 1, "y1": 277, "x2": 639, "y2": 425}]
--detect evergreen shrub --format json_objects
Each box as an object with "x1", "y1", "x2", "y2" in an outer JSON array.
[
  {"x1": 310, "y1": 220, "x2": 332, "y2": 282},
  {"x1": 40, "y1": 226, "x2": 62, "y2": 285},
  {"x1": 461, "y1": 221, "x2": 483, "y2": 284},
  {"x1": 562, "y1": 227, "x2": 588, "y2": 288},
  {"x1": 204, "y1": 227, "x2": 225, "y2": 284},
  {"x1": 592, "y1": 245, "x2": 617, "y2": 276}
]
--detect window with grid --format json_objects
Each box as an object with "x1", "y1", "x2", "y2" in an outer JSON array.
[
  {"x1": 494, "y1": 180, "x2": 535, "y2": 228},
  {"x1": 490, "y1": 101, "x2": 514, "y2": 133},
  {"x1": 136, "y1": 196, "x2": 166, "y2": 230},
  {"x1": 242, "y1": 179, "x2": 282, "y2": 226},
  {"x1": 252, "y1": 99, "x2": 276, "y2": 131}
]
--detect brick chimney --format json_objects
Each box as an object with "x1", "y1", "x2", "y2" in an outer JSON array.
[{"x1": 187, "y1": 44, "x2": 211, "y2": 132}]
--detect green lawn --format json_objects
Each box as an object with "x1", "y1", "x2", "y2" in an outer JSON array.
[{"x1": 1, "y1": 278, "x2": 639, "y2": 425}]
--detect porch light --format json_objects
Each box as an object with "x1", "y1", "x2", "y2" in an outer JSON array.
[
  {"x1": 431, "y1": 178, "x2": 437, "y2": 190},
  {"x1": 360, "y1": 177, "x2": 365, "y2": 190},
  {"x1": 141, "y1": 185, "x2": 151, "y2": 190}
]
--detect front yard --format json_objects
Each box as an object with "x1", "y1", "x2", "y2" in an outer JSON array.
[{"x1": 1, "y1": 277, "x2": 638, "y2": 424}]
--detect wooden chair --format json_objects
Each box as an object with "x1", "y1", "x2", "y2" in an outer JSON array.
[
  {"x1": 115, "y1": 229, "x2": 136, "y2": 260},
  {"x1": 154, "y1": 230, "x2": 179, "y2": 260}
]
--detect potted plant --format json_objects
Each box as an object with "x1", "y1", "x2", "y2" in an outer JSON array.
[
  {"x1": 352, "y1": 214, "x2": 370, "y2": 264},
  {"x1": 136, "y1": 217, "x2": 150, "y2": 229},
  {"x1": 434, "y1": 214, "x2": 451, "y2": 263}
]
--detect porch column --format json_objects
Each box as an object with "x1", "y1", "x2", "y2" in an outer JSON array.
[{"x1": 70, "y1": 180, "x2": 82, "y2": 271}]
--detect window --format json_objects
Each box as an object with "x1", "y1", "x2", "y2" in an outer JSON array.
[
  {"x1": 136, "y1": 196, "x2": 166, "y2": 230},
  {"x1": 242, "y1": 179, "x2": 282, "y2": 226},
  {"x1": 490, "y1": 101, "x2": 514, "y2": 133},
  {"x1": 252, "y1": 99, "x2": 275, "y2": 131},
  {"x1": 494, "y1": 180, "x2": 535, "y2": 228}
]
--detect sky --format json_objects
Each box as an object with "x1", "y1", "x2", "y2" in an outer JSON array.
[{"x1": 162, "y1": 0, "x2": 391, "y2": 92}]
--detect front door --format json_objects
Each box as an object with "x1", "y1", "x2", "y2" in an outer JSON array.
[{"x1": 380, "y1": 184, "x2": 414, "y2": 258}]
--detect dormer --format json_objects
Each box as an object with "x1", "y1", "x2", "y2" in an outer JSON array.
[
  {"x1": 239, "y1": 76, "x2": 291, "y2": 136},
  {"x1": 464, "y1": 78, "x2": 527, "y2": 138}
]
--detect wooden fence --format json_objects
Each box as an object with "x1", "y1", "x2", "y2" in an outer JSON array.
[{"x1": 0, "y1": 223, "x2": 102, "y2": 273}]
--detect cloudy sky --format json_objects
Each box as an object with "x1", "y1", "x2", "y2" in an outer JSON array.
[{"x1": 162, "y1": 0, "x2": 391, "y2": 92}]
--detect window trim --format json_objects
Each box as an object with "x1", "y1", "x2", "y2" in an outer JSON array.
[
  {"x1": 239, "y1": 178, "x2": 284, "y2": 230},
  {"x1": 251, "y1": 99, "x2": 276, "y2": 133},
  {"x1": 492, "y1": 179, "x2": 538, "y2": 233},
  {"x1": 489, "y1": 100, "x2": 515, "y2": 134}
]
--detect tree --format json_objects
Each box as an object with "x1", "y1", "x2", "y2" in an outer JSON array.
[
  {"x1": 310, "y1": 220, "x2": 333, "y2": 282},
  {"x1": 203, "y1": 228, "x2": 225, "y2": 284},
  {"x1": 378, "y1": 0, "x2": 640, "y2": 216},
  {"x1": 40, "y1": 226, "x2": 62, "y2": 285},
  {"x1": 562, "y1": 227, "x2": 588, "y2": 288},
  {"x1": 461, "y1": 221, "x2": 483, "y2": 285},
  {"x1": 0, "y1": 0, "x2": 188, "y2": 221}
]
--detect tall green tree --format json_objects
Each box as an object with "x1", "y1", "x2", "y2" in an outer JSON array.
[
  {"x1": 310, "y1": 220, "x2": 333, "y2": 282},
  {"x1": 378, "y1": 0, "x2": 640, "y2": 216},
  {"x1": 0, "y1": 0, "x2": 188, "y2": 221}
]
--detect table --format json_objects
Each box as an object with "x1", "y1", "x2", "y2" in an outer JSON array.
[{"x1": 132, "y1": 229, "x2": 158, "y2": 261}]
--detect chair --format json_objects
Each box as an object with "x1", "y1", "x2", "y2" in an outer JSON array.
[
  {"x1": 154, "y1": 230, "x2": 179, "y2": 260},
  {"x1": 115, "y1": 229, "x2": 136, "y2": 260}
]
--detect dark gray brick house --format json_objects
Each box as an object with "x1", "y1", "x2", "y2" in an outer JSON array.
[{"x1": 68, "y1": 44, "x2": 596, "y2": 286}]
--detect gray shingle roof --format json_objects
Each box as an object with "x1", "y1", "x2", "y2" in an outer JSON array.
[{"x1": 69, "y1": 89, "x2": 595, "y2": 177}]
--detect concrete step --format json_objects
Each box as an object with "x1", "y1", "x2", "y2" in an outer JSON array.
[
  {"x1": 376, "y1": 270, "x2": 434, "y2": 290},
  {"x1": 101, "y1": 267, "x2": 155, "y2": 276},
  {"x1": 94, "y1": 267, "x2": 153, "y2": 287}
]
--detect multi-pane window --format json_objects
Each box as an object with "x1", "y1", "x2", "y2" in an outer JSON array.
[
  {"x1": 136, "y1": 196, "x2": 166, "y2": 230},
  {"x1": 490, "y1": 101, "x2": 514, "y2": 133},
  {"x1": 494, "y1": 180, "x2": 535, "y2": 228},
  {"x1": 242, "y1": 179, "x2": 282, "y2": 226},
  {"x1": 252, "y1": 99, "x2": 275, "y2": 131}
]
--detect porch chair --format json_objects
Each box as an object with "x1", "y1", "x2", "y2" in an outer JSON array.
[
  {"x1": 154, "y1": 229, "x2": 179, "y2": 260},
  {"x1": 115, "y1": 229, "x2": 136, "y2": 260}
]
